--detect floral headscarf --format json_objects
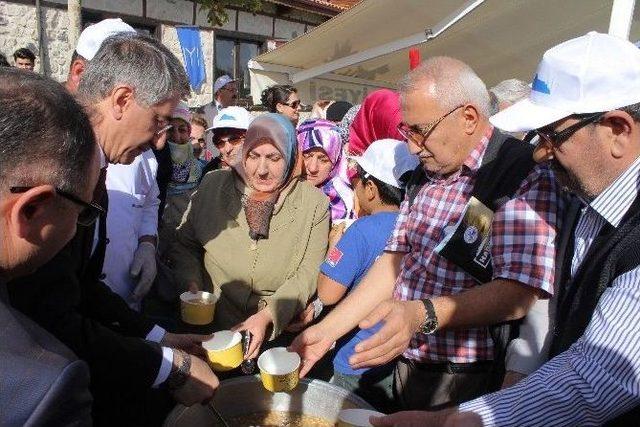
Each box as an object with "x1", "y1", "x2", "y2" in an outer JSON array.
[{"x1": 297, "y1": 119, "x2": 354, "y2": 221}]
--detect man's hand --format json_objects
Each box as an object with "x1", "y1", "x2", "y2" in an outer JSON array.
[
  {"x1": 370, "y1": 409, "x2": 483, "y2": 427},
  {"x1": 285, "y1": 302, "x2": 315, "y2": 333},
  {"x1": 349, "y1": 299, "x2": 424, "y2": 369},
  {"x1": 161, "y1": 332, "x2": 211, "y2": 359},
  {"x1": 231, "y1": 309, "x2": 273, "y2": 360},
  {"x1": 329, "y1": 222, "x2": 346, "y2": 249},
  {"x1": 289, "y1": 324, "x2": 335, "y2": 378},
  {"x1": 171, "y1": 353, "x2": 219, "y2": 406},
  {"x1": 130, "y1": 241, "x2": 157, "y2": 301}
]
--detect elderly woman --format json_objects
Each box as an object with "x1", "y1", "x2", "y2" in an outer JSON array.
[
  {"x1": 298, "y1": 119, "x2": 354, "y2": 221},
  {"x1": 171, "y1": 113, "x2": 329, "y2": 358}
]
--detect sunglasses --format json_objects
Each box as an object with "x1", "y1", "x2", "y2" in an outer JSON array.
[
  {"x1": 535, "y1": 112, "x2": 604, "y2": 148},
  {"x1": 213, "y1": 135, "x2": 245, "y2": 149},
  {"x1": 282, "y1": 100, "x2": 301, "y2": 109},
  {"x1": 10, "y1": 186, "x2": 105, "y2": 226},
  {"x1": 397, "y1": 105, "x2": 464, "y2": 147}
]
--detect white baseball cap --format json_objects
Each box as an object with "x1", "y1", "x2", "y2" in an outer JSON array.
[
  {"x1": 213, "y1": 75, "x2": 237, "y2": 94},
  {"x1": 75, "y1": 18, "x2": 136, "y2": 61},
  {"x1": 207, "y1": 106, "x2": 253, "y2": 132},
  {"x1": 349, "y1": 139, "x2": 419, "y2": 189},
  {"x1": 491, "y1": 31, "x2": 640, "y2": 133}
]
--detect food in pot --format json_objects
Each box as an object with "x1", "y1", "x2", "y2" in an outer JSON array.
[{"x1": 221, "y1": 410, "x2": 333, "y2": 426}]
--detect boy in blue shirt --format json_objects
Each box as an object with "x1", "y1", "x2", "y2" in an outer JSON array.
[{"x1": 317, "y1": 139, "x2": 418, "y2": 412}]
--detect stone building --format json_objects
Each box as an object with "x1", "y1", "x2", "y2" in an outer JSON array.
[{"x1": 0, "y1": 0, "x2": 357, "y2": 106}]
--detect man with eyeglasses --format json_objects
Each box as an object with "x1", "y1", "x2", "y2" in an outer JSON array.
[
  {"x1": 372, "y1": 31, "x2": 640, "y2": 427},
  {"x1": 292, "y1": 56, "x2": 561, "y2": 411},
  {"x1": 0, "y1": 68, "x2": 95, "y2": 426},
  {"x1": 8, "y1": 33, "x2": 220, "y2": 425}
]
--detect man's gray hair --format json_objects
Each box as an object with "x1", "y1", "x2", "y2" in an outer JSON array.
[
  {"x1": 489, "y1": 78, "x2": 531, "y2": 114},
  {"x1": 78, "y1": 33, "x2": 190, "y2": 107},
  {"x1": 397, "y1": 56, "x2": 491, "y2": 117}
]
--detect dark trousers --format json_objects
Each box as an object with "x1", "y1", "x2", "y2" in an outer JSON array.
[
  {"x1": 332, "y1": 365, "x2": 397, "y2": 413},
  {"x1": 393, "y1": 357, "x2": 498, "y2": 411}
]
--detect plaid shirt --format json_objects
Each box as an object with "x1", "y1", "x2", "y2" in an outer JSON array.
[{"x1": 387, "y1": 127, "x2": 561, "y2": 363}]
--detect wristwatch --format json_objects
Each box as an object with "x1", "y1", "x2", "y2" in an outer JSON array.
[
  {"x1": 417, "y1": 299, "x2": 439, "y2": 335},
  {"x1": 165, "y1": 350, "x2": 191, "y2": 390}
]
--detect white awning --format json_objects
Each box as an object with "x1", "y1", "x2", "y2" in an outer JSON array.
[{"x1": 249, "y1": 0, "x2": 640, "y2": 105}]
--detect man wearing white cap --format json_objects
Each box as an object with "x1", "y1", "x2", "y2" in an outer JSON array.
[
  {"x1": 292, "y1": 56, "x2": 561, "y2": 411},
  {"x1": 208, "y1": 105, "x2": 253, "y2": 169},
  {"x1": 65, "y1": 18, "x2": 136, "y2": 93},
  {"x1": 203, "y1": 75, "x2": 239, "y2": 152},
  {"x1": 373, "y1": 31, "x2": 640, "y2": 427}
]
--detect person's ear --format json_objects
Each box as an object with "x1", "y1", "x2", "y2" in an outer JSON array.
[
  {"x1": 605, "y1": 111, "x2": 635, "y2": 159},
  {"x1": 462, "y1": 104, "x2": 480, "y2": 135},
  {"x1": 67, "y1": 58, "x2": 85, "y2": 93},
  {"x1": 365, "y1": 179, "x2": 377, "y2": 202},
  {"x1": 10, "y1": 186, "x2": 57, "y2": 240},
  {"x1": 110, "y1": 85, "x2": 135, "y2": 120},
  {"x1": 276, "y1": 103, "x2": 284, "y2": 114}
]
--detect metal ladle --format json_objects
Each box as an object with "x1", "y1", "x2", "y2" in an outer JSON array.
[{"x1": 241, "y1": 331, "x2": 256, "y2": 374}]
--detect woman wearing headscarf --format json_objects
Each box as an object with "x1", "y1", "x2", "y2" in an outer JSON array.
[
  {"x1": 347, "y1": 89, "x2": 404, "y2": 179},
  {"x1": 171, "y1": 113, "x2": 329, "y2": 358},
  {"x1": 297, "y1": 119, "x2": 354, "y2": 222}
]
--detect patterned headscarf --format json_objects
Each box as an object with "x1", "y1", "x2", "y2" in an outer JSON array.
[
  {"x1": 338, "y1": 104, "x2": 361, "y2": 146},
  {"x1": 297, "y1": 119, "x2": 354, "y2": 221},
  {"x1": 240, "y1": 113, "x2": 299, "y2": 240}
]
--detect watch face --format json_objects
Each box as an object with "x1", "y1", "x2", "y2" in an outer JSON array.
[{"x1": 421, "y1": 319, "x2": 438, "y2": 335}]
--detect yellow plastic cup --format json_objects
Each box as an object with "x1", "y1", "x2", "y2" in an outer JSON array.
[
  {"x1": 257, "y1": 347, "x2": 300, "y2": 392},
  {"x1": 202, "y1": 330, "x2": 243, "y2": 372},
  {"x1": 337, "y1": 409, "x2": 385, "y2": 427},
  {"x1": 180, "y1": 291, "x2": 215, "y2": 325}
]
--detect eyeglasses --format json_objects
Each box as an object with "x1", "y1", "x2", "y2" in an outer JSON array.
[
  {"x1": 156, "y1": 124, "x2": 173, "y2": 136},
  {"x1": 535, "y1": 112, "x2": 604, "y2": 148},
  {"x1": 397, "y1": 105, "x2": 464, "y2": 147},
  {"x1": 10, "y1": 186, "x2": 106, "y2": 226},
  {"x1": 282, "y1": 100, "x2": 301, "y2": 109},
  {"x1": 213, "y1": 135, "x2": 245, "y2": 149}
]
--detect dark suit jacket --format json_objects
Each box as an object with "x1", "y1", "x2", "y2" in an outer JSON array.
[
  {"x1": 0, "y1": 288, "x2": 92, "y2": 426},
  {"x1": 7, "y1": 212, "x2": 164, "y2": 394}
]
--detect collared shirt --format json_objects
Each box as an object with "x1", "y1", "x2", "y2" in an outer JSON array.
[
  {"x1": 460, "y1": 155, "x2": 640, "y2": 426},
  {"x1": 386, "y1": 127, "x2": 561, "y2": 363}
]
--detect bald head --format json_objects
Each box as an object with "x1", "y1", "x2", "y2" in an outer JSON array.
[{"x1": 397, "y1": 56, "x2": 491, "y2": 117}]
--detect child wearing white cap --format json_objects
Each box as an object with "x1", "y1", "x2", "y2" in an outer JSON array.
[{"x1": 313, "y1": 139, "x2": 418, "y2": 412}]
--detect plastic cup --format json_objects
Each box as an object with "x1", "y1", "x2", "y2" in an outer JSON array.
[
  {"x1": 257, "y1": 347, "x2": 300, "y2": 392},
  {"x1": 202, "y1": 330, "x2": 243, "y2": 372},
  {"x1": 180, "y1": 291, "x2": 215, "y2": 325},
  {"x1": 337, "y1": 408, "x2": 386, "y2": 427}
]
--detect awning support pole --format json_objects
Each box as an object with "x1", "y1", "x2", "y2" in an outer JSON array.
[{"x1": 609, "y1": 0, "x2": 636, "y2": 40}]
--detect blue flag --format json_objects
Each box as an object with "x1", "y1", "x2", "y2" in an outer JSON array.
[{"x1": 176, "y1": 26, "x2": 206, "y2": 91}]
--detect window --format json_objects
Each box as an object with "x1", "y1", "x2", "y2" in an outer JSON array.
[{"x1": 215, "y1": 36, "x2": 262, "y2": 103}]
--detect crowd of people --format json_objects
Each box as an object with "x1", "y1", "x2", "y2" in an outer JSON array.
[{"x1": 2, "y1": 14, "x2": 640, "y2": 427}]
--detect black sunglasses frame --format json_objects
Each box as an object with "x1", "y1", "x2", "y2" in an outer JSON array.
[
  {"x1": 536, "y1": 112, "x2": 605, "y2": 148},
  {"x1": 9, "y1": 186, "x2": 105, "y2": 226}
]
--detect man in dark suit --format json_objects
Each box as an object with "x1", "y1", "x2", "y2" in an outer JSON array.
[
  {"x1": 8, "y1": 33, "x2": 219, "y2": 426},
  {"x1": 0, "y1": 68, "x2": 96, "y2": 426}
]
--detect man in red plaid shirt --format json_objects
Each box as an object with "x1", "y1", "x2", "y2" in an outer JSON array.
[{"x1": 291, "y1": 57, "x2": 561, "y2": 410}]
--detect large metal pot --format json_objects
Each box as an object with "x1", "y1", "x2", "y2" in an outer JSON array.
[{"x1": 164, "y1": 376, "x2": 373, "y2": 426}]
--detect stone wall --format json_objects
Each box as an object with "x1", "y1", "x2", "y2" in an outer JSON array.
[
  {"x1": 160, "y1": 24, "x2": 214, "y2": 107},
  {"x1": 0, "y1": 0, "x2": 329, "y2": 104},
  {"x1": 0, "y1": 1, "x2": 74, "y2": 81}
]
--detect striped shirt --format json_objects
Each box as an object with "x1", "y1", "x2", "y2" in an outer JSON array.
[{"x1": 459, "y1": 155, "x2": 640, "y2": 426}]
